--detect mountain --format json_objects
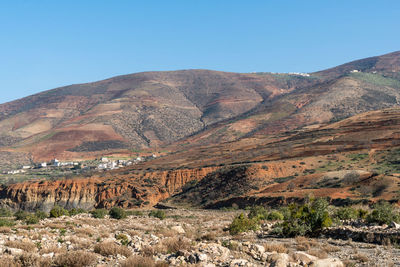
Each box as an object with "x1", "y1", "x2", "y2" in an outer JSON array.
[
  {"x1": 1, "y1": 51, "x2": 400, "y2": 167},
  {"x1": 3, "y1": 107, "x2": 400, "y2": 211}
]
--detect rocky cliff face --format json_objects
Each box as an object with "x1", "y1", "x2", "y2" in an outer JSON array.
[{"x1": 0, "y1": 167, "x2": 217, "y2": 211}]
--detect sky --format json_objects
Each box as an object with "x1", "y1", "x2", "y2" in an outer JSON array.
[{"x1": 0, "y1": 1, "x2": 399, "y2": 104}]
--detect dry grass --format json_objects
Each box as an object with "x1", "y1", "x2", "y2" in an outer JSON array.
[
  {"x1": 74, "y1": 227, "x2": 95, "y2": 237},
  {"x1": 353, "y1": 253, "x2": 369, "y2": 263},
  {"x1": 307, "y1": 248, "x2": 328, "y2": 259},
  {"x1": 94, "y1": 241, "x2": 132, "y2": 257},
  {"x1": 322, "y1": 244, "x2": 341, "y2": 253},
  {"x1": 121, "y1": 256, "x2": 156, "y2": 267},
  {"x1": 18, "y1": 253, "x2": 52, "y2": 267},
  {"x1": 0, "y1": 227, "x2": 12, "y2": 233},
  {"x1": 5, "y1": 240, "x2": 37, "y2": 252},
  {"x1": 264, "y1": 243, "x2": 288, "y2": 253},
  {"x1": 295, "y1": 236, "x2": 319, "y2": 251},
  {"x1": 0, "y1": 255, "x2": 20, "y2": 267},
  {"x1": 161, "y1": 237, "x2": 191, "y2": 254},
  {"x1": 54, "y1": 251, "x2": 97, "y2": 267},
  {"x1": 69, "y1": 236, "x2": 92, "y2": 249},
  {"x1": 155, "y1": 227, "x2": 175, "y2": 238},
  {"x1": 40, "y1": 245, "x2": 67, "y2": 255},
  {"x1": 141, "y1": 245, "x2": 156, "y2": 257}
]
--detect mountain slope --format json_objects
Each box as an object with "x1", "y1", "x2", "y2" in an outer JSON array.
[{"x1": 0, "y1": 51, "x2": 400, "y2": 165}]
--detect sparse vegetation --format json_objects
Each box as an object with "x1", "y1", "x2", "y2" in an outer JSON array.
[
  {"x1": 109, "y1": 207, "x2": 127, "y2": 220},
  {"x1": 366, "y1": 201, "x2": 400, "y2": 225},
  {"x1": 90, "y1": 209, "x2": 108, "y2": 219},
  {"x1": 228, "y1": 213, "x2": 259, "y2": 235},
  {"x1": 149, "y1": 210, "x2": 166, "y2": 220},
  {"x1": 50, "y1": 206, "x2": 69, "y2": 218},
  {"x1": 273, "y1": 198, "x2": 332, "y2": 237}
]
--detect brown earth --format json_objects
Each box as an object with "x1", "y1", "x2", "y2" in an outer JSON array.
[{"x1": 1, "y1": 51, "x2": 400, "y2": 164}]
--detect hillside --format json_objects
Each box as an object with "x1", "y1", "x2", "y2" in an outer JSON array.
[
  {"x1": 2, "y1": 107, "x2": 400, "y2": 210},
  {"x1": 0, "y1": 51, "x2": 400, "y2": 166}
]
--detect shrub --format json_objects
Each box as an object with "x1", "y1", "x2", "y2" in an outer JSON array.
[
  {"x1": 228, "y1": 213, "x2": 259, "y2": 235},
  {"x1": 0, "y1": 208, "x2": 12, "y2": 217},
  {"x1": 14, "y1": 210, "x2": 29, "y2": 220},
  {"x1": 54, "y1": 251, "x2": 97, "y2": 267},
  {"x1": 50, "y1": 206, "x2": 69, "y2": 218},
  {"x1": 121, "y1": 256, "x2": 155, "y2": 267},
  {"x1": 35, "y1": 210, "x2": 48, "y2": 220},
  {"x1": 357, "y1": 208, "x2": 368, "y2": 219},
  {"x1": 366, "y1": 201, "x2": 400, "y2": 225},
  {"x1": 162, "y1": 237, "x2": 191, "y2": 253},
  {"x1": 116, "y1": 234, "x2": 130, "y2": 246},
  {"x1": 275, "y1": 198, "x2": 332, "y2": 237},
  {"x1": 149, "y1": 210, "x2": 166, "y2": 220},
  {"x1": 5, "y1": 240, "x2": 37, "y2": 252},
  {"x1": 0, "y1": 218, "x2": 15, "y2": 227},
  {"x1": 25, "y1": 214, "x2": 39, "y2": 225},
  {"x1": 68, "y1": 208, "x2": 86, "y2": 216},
  {"x1": 109, "y1": 207, "x2": 127, "y2": 220},
  {"x1": 248, "y1": 206, "x2": 269, "y2": 220},
  {"x1": 90, "y1": 209, "x2": 108, "y2": 219},
  {"x1": 334, "y1": 207, "x2": 358, "y2": 220},
  {"x1": 94, "y1": 241, "x2": 131, "y2": 257},
  {"x1": 267, "y1": 210, "x2": 284, "y2": 221}
]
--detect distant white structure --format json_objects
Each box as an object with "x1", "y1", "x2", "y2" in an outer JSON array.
[
  {"x1": 288, "y1": 72, "x2": 310, "y2": 77},
  {"x1": 101, "y1": 157, "x2": 109, "y2": 163},
  {"x1": 40, "y1": 162, "x2": 47, "y2": 168},
  {"x1": 22, "y1": 165, "x2": 31, "y2": 169},
  {"x1": 350, "y1": 70, "x2": 359, "y2": 73},
  {"x1": 52, "y1": 159, "x2": 61, "y2": 167}
]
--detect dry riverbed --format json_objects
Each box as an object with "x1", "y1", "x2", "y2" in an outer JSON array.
[{"x1": 0, "y1": 209, "x2": 398, "y2": 266}]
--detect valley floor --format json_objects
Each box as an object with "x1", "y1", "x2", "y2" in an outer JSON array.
[{"x1": 0, "y1": 209, "x2": 398, "y2": 266}]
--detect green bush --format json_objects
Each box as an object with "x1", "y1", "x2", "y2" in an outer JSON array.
[
  {"x1": 115, "y1": 233, "x2": 129, "y2": 246},
  {"x1": 25, "y1": 214, "x2": 39, "y2": 225},
  {"x1": 35, "y1": 210, "x2": 48, "y2": 220},
  {"x1": 68, "y1": 208, "x2": 86, "y2": 216},
  {"x1": 248, "y1": 206, "x2": 269, "y2": 220},
  {"x1": 90, "y1": 209, "x2": 108, "y2": 219},
  {"x1": 0, "y1": 218, "x2": 15, "y2": 227},
  {"x1": 357, "y1": 208, "x2": 368, "y2": 219},
  {"x1": 366, "y1": 201, "x2": 400, "y2": 225},
  {"x1": 228, "y1": 213, "x2": 259, "y2": 235},
  {"x1": 149, "y1": 210, "x2": 166, "y2": 220},
  {"x1": 247, "y1": 206, "x2": 284, "y2": 221},
  {"x1": 50, "y1": 205, "x2": 69, "y2": 218},
  {"x1": 267, "y1": 210, "x2": 284, "y2": 221},
  {"x1": 275, "y1": 198, "x2": 332, "y2": 237},
  {"x1": 334, "y1": 207, "x2": 358, "y2": 220},
  {"x1": 0, "y1": 208, "x2": 12, "y2": 217},
  {"x1": 14, "y1": 210, "x2": 29, "y2": 220},
  {"x1": 109, "y1": 207, "x2": 127, "y2": 220}
]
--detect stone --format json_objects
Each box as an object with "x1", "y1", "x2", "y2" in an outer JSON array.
[
  {"x1": 230, "y1": 259, "x2": 249, "y2": 266},
  {"x1": 197, "y1": 253, "x2": 208, "y2": 261},
  {"x1": 5, "y1": 247, "x2": 23, "y2": 255},
  {"x1": 267, "y1": 253, "x2": 290, "y2": 267},
  {"x1": 309, "y1": 258, "x2": 344, "y2": 267},
  {"x1": 42, "y1": 252, "x2": 54, "y2": 258},
  {"x1": 389, "y1": 221, "x2": 400, "y2": 229},
  {"x1": 171, "y1": 225, "x2": 185, "y2": 234},
  {"x1": 293, "y1": 251, "x2": 318, "y2": 264}
]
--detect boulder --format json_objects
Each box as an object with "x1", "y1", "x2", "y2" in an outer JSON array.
[
  {"x1": 171, "y1": 225, "x2": 185, "y2": 234},
  {"x1": 267, "y1": 253, "x2": 290, "y2": 267},
  {"x1": 309, "y1": 258, "x2": 344, "y2": 267},
  {"x1": 293, "y1": 251, "x2": 318, "y2": 264}
]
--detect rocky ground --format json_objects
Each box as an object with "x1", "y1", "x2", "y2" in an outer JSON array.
[{"x1": 0, "y1": 209, "x2": 399, "y2": 266}]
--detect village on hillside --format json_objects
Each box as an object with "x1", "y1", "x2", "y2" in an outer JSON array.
[{"x1": 0, "y1": 154, "x2": 158, "y2": 184}]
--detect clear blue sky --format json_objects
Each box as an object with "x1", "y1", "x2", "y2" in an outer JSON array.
[{"x1": 0, "y1": 0, "x2": 399, "y2": 104}]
